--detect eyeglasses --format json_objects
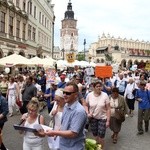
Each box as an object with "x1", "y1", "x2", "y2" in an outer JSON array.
[{"x1": 63, "y1": 91, "x2": 76, "y2": 95}]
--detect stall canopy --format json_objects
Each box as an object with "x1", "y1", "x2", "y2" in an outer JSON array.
[
  {"x1": 0, "y1": 54, "x2": 33, "y2": 67},
  {"x1": 30, "y1": 56, "x2": 43, "y2": 66}
]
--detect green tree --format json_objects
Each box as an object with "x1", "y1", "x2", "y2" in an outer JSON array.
[{"x1": 76, "y1": 53, "x2": 85, "y2": 61}]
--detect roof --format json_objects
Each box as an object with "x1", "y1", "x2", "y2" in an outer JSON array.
[{"x1": 96, "y1": 46, "x2": 108, "y2": 51}]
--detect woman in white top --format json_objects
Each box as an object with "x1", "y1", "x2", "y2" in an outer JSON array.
[
  {"x1": 7, "y1": 77, "x2": 19, "y2": 117},
  {"x1": 124, "y1": 78, "x2": 137, "y2": 117},
  {"x1": 20, "y1": 97, "x2": 45, "y2": 150},
  {"x1": 48, "y1": 89, "x2": 65, "y2": 149}
]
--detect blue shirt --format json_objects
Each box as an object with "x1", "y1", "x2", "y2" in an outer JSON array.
[
  {"x1": 103, "y1": 80, "x2": 112, "y2": 95},
  {"x1": 60, "y1": 101, "x2": 87, "y2": 150},
  {"x1": 57, "y1": 81, "x2": 66, "y2": 88},
  {"x1": 135, "y1": 89, "x2": 150, "y2": 109},
  {"x1": 45, "y1": 88, "x2": 55, "y2": 108}
]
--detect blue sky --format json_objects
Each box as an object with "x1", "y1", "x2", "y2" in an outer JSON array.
[{"x1": 52, "y1": 0, "x2": 150, "y2": 51}]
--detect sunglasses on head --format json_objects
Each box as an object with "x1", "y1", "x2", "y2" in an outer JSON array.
[{"x1": 63, "y1": 91, "x2": 76, "y2": 95}]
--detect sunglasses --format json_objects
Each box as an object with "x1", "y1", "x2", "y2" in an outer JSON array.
[{"x1": 63, "y1": 91, "x2": 76, "y2": 95}]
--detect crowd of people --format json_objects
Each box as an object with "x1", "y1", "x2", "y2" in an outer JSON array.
[{"x1": 0, "y1": 67, "x2": 150, "y2": 150}]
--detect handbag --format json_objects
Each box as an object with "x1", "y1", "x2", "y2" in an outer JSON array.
[
  {"x1": 16, "y1": 99, "x2": 22, "y2": 108},
  {"x1": 114, "y1": 108, "x2": 125, "y2": 123}
]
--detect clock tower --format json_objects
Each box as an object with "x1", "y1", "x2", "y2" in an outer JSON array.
[{"x1": 60, "y1": 0, "x2": 78, "y2": 60}]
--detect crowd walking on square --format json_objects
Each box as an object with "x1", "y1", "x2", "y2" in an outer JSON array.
[{"x1": 0, "y1": 66, "x2": 149, "y2": 150}]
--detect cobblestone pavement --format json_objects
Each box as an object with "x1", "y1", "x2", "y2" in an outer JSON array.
[{"x1": 3, "y1": 102, "x2": 150, "y2": 150}]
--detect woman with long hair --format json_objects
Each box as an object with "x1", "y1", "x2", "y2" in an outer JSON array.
[{"x1": 7, "y1": 77, "x2": 19, "y2": 117}]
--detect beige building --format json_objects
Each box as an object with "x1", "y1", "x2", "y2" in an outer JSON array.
[
  {"x1": 60, "y1": 0, "x2": 78, "y2": 60},
  {"x1": 89, "y1": 33, "x2": 150, "y2": 68},
  {"x1": 0, "y1": 0, "x2": 54, "y2": 58}
]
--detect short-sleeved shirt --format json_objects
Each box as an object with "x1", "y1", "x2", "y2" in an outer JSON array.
[
  {"x1": 86, "y1": 91, "x2": 110, "y2": 120},
  {"x1": 60, "y1": 101, "x2": 87, "y2": 150},
  {"x1": 135, "y1": 89, "x2": 150, "y2": 109}
]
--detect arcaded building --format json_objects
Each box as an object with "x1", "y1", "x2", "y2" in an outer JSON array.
[{"x1": 88, "y1": 33, "x2": 150, "y2": 68}]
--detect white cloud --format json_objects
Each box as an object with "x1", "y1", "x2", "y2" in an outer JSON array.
[{"x1": 52, "y1": 0, "x2": 150, "y2": 50}]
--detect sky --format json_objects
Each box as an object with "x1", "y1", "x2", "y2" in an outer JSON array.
[{"x1": 52, "y1": 0, "x2": 150, "y2": 51}]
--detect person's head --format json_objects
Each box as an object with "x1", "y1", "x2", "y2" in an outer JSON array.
[
  {"x1": 118, "y1": 73, "x2": 124, "y2": 80},
  {"x1": 55, "y1": 89, "x2": 65, "y2": 107},
  {"x1": 139, "y1": 81, "x2": 146, "y2": 90},
  {"x1": 128, "y1": 78, "x2": 134, "y2": 84},
  {"x1": 27, "y1": 97, "x2": 39, "y2": 115},
  {"x1": 93, "y1": 80, "x2": 103, "y2": 94},
  {"x1": 51, "y1": 82, "x2": 58, "y2": 90},
  {"x1": 60, "y1": 74, "x2": 66, "y2": 82},
  {"x1": 9, "y1": 76, "x2": 15, "y2": 83},
  {"x1": 75, "y1": 75, "x2": 82, "y2": 84},
  {"x1": 63, "y1": 82, "x2": 79, "y2": 104},
  {"x1": 33, "y1": 77, "x2": 38, "y2": 84},
  {"x1": 111, "y1": 87, "x2": 119, "y2": 99},
  {"x1": 2, "y1": 76, "x2": 8, "y2": 82},
  {"x1": 40, "y1": 70, "x2": 45, "y2": 77},
  {"x1": 26, "y1": 76, "x2": 33, "y2": 85}
]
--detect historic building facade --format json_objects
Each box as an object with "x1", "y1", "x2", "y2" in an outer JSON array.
[
  {"x1": 0, "y1": 0, "x2": 54, "y2": 58},
  {"x1": 89, "y1": 33, "x2": 150, "y2": 68},
  {"x1": 60, "y1": 0, "x2": 78, "y2": 61}
]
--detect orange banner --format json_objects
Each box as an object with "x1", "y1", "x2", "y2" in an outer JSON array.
[{"x1": 95, "y1": 66, "x2": 112, "y2": 78}]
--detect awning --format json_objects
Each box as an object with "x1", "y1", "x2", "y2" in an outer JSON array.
[{"x1": 96, "y1": 46, "x2": 108, "y2": 51}]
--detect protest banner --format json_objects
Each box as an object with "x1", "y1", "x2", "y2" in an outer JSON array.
[{"x1": 95, "y1": 66, "x2": 112, "y2": 78}]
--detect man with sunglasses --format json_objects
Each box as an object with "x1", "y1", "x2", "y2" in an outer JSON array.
[
  {"x1": 135, "y1": 81, "x2": 150, "y2": 135},
  {"x1": 45, "y1": 82, "x2": 87, "y2": 150}
]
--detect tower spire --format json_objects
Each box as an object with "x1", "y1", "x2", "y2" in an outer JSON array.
[{"x1": 64, "y1": 0, "x2": 74, "y2": 19}]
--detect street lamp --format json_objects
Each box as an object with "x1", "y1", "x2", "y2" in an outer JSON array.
[
  {"x1": 62, "y1": 48, "x2": 65, "y2": 60},
  {"x1": 83, "y1": 39, "x2": 86, "y2": 61}
]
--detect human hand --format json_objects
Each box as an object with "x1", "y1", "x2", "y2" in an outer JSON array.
[
  {"x1": 34, "y1": 129, "x2": 45, "y2": 137},
  {"x1": 0, "y1": 114, "x2": 3, "y2": 119},
  {"x1": 51, "y1": 110, "x2": 57, "y2": 116},
  {"x1": 44, "y1": 130, "x2": 55, "y2": 137},
  {"x1": 137, "y1": 98, "x2": 142, "y2": 102},
  {"x1": 87, "y1": 113, "x2": 93, "y2": 118}
]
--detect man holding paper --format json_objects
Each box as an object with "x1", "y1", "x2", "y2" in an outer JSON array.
[{"x1": 45, "y1": 82, "x2": 87, "y2": 150}]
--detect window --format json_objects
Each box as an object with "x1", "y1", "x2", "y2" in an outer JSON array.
[
  {"x1": 28, "y1": 24, "x2": 31, "y2": 40},
  {"x1": 0, "y1": 12, "x2": 5, "y2": 33},
  {"x1": 22, "y1": 23, "x2": 26, "y2": 40},
  {"x1": 45, "y1": 17, "x2": 47, "y2": 27},
  {"x1": 39, "y1": 12, "x2": 41, "y2": 23},
  {"x1": 9, "y1": 16, "x2": 13, "y2": 36},
  {"x1": 34, "y1": 6, "x2": 36, "y2": 18},
  {"x1": 47, "y1": 20, "x2": 49, "y2": 29},
  {"x1": 16, "y1": 20, "x2": 20, "y2": 38},
  {"x1": 16, "y1": 0, "x2": 19, "y2": 7},
  {"x1": 42, "y1": 15, "x2": 44, "y2": 25},
  {"x1": 32, "y1": 27, "x2": 36, "y2": 41},
  {"x1": 27, "y1": 1, "x2": 30, "y2": 13},
  {"x1": 23, "y1": 0, "x2": 26, "y2": 11},
  {"x1": 30, "y1": 2, "x2": 32, "y2": 14}
]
